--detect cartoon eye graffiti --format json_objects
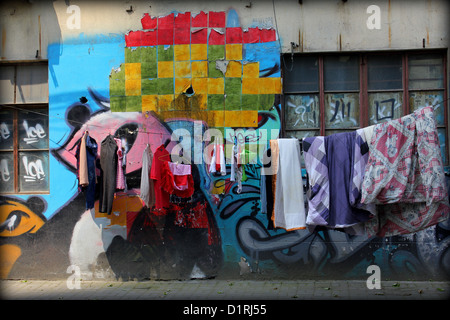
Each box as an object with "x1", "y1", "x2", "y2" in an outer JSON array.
[{"x1": 0, "y1": 198, "x2": 46, "y2": 237}]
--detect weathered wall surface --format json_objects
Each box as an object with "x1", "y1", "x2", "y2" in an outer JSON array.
[{"x1": 0, "y1": 0, "x2": 449, "y2": 281}]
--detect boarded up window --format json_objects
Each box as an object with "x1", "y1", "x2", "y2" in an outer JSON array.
[{"x1": 0, "y1": 61, "x2": 49, "y2": 193}]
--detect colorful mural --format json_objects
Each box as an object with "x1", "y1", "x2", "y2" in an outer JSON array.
[{"x1": 0, "y1": 9, "x2": 449, "y2": 281}]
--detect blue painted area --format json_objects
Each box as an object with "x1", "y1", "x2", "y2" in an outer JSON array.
[
  {"x1": 243, "y1": 42, "x2": 281, "y2": 78},
  {"x1": 45, "y1": 34, "x2": 125, "y2": 218}
]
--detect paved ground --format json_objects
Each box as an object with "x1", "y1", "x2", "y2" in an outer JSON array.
[{"x1": 1, "y1": 279, "x2": 449, "y2": 301}]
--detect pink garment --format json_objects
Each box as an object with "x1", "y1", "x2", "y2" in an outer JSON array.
[
  {"x1": 114, "y1": 138, "x2": 126, "y2": 190},
  {"x1": 168, "y1": 162, "x2": 191, "y2": 191}
]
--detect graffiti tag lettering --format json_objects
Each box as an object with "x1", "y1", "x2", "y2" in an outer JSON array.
[
  {"x1": 21, "y1": 156, "x2": 45, "y2": 182},
  {"x1": 0, "y1": 159, "x2": 10, "y2": 182},
  {"x1": 0, "y1": 122, "x2": 11, "y2": 141},
  {"x1": 22, "y1": 120, "x2": 46, "y2": 145}
]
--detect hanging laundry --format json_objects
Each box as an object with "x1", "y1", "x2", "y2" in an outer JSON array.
[
  {"x1": 230, "y1": 143, "x2": 243, "y2": 194},
  {"x1": 209, "y1": 141, "x2": 226, "y2": 176},
  {"x1": 84, "y1": 134, "x2": 99, "y2": 210},
  {"x1": 260, "y1": 145, "x2": 274, "y2": 230},
  {"x1": 303, "y1": 131, "x2": 374, "y2": 232},
  {"x1": 168, "y1": 161, "x2": 192, "y2": 191},
  {"x1": 273, "y1": 138, "x2": 306, "y2": 231},
  {"x1": 114, "y1": 138, "x2": 126, "y2": 191},
  {"x1": 78, "y1": 131, "x2": 89, "y2": 187},
  {"x1": 139, "y1": 144, "x2": 155, "y2": 208},
  {"x1": 75, "y1": 131, "x2": 98, "y2": 210},
  {"x1": 150, "y1": 144, "x2": 172, "y2": 210},
  {"x1": 361, "y1": 106, "x2": 449, "y2": 237},
  {"x1": 99, "y1": 134, "x2": 118, "y2": 215}
]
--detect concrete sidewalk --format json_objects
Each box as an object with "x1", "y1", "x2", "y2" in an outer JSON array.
[{"x1": 1, "y1": 279, "x2": 449, "y2": 300}]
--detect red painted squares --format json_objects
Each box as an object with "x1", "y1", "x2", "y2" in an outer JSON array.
[
  {"x1": 208, "y1": 11, "x2": 225, "y2": 28},
  {"x1": 158, "y1": 28, "x2": 174, "y2": 45},
  {"x1": 141, "y1": 30, "x2": 157, "y2": 46},
  {"x1": 175, "y1": 12, "x2": 191, "y2": 28},
  {"x1": 125, "y1": 30, "x2": 142, "y2": 47},
  {"x1": 209, "y1": 29, "x2": 225, "y2": 45},
  {"x1": 158, "y1": 13, "x2": 175, "y2": 29},
  {"x1": 226, "y1": 27, "x2": 243, "y2": 44},
  {"x1": 243, "y1": 27, "x2": 260, "y2": 43},
  {"x1": 260, "y1": 28, "x2": 276, "y2": 42},
  {"x1": 192, "y1": 11, "x2": 207, "y2": 27},
  {"x1": 141, "y1": 13, "x2": 157, "y2": 29},
  {"x1": 191, "y1": 28, "x2": 207, "y2": 44},
  {"x1": 174, "y1": 28, "x2": 190, "y2": 44}
]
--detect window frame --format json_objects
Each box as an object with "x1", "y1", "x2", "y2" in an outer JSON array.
[
  {"x1": 281, "y1": 49, "x2": 448, "y2": 165},
  {"x1": 0, "y1": 59, "x2": 49, "y2": 194}
]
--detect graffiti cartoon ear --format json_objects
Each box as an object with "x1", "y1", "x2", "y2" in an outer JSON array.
[
  {"x1": 25, "y1": 196, "x2": 47, "y2": 218},
  {"x1": 66, "y1": 102, "x2": 92, "y2": 129}
]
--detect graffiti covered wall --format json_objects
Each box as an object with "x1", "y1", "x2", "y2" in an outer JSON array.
[{"x1": 1, "y1": 5, "x2": 450, "y2": 281}]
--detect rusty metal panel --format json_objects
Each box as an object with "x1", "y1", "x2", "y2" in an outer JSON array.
[
  {"x1": 15, "y1": 64, "x2": 48, "y2": 103},
  {"x1": 0, "y1": 65, "x2": 15, "y2": 104}
]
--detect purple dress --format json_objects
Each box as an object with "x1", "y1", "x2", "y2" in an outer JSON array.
[{"x1": 303, "y1": 131, "x2": 373, "y2": 229}]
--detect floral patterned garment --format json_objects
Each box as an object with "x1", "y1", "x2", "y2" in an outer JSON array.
[{"x1": 361, "y1": 106, "x2": 449, "y2": 237}]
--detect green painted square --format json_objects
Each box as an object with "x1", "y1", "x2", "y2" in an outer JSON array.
[
  {"x1": 225, "y1": 94, "x2": 241, "y2": 110},
  {"x1": 141, "y1": 46, "x2": 157, "y2": 62},
  {"x1": 259, "y1": 94, "x2": 275, "y2": 110},
  {"x1": 125, "y1": 96, "x2": 142, "y2": 112},
  {"x1": 242, "y1": 94, "x2": 259, "y2": 110},
  {"x1": 141, "y1": 62, "x2": 157, "y2": 79},
  {"x1": 157, "y1": 78, "x2": 174, "y2": 95},
  {"x1": 208, "y1": 45, "x2": 225, "y2": 61},
  {"x1": 225, "y1": 78, "x2": 241, "y2": 94},
  {"x1": 208, "y1": 61, "x2": 224, "y2": 78},
  {"x1": 109, "y1": 79, "x2": 125, "y2": 97},
  {"x1": 141, "y1": 78, "x2": 158, "y2": 95},
  {"x1": 158, "y1": 45, "x2": 174, "y2": 61},
  {"x1": 110, "y1": 96, "x2": 126, "y2": 112},
  {"x1": 125, "y1": 47, "x2": 141, "y2": 63},
  {"x1": 110, "y1": 65, "x2": 125, "y2": 81},
  {"x1": 207, "y1": 94, "x2": 225, "y2": 110}
]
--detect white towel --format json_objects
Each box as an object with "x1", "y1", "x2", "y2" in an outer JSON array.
[{"x1": 274, "y1": 138, "x2": 306, "y2": 230}]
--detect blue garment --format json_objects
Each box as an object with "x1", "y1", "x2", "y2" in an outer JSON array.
[{"x1": 85, "y1": 135, "x2": 98, "y2": 210}]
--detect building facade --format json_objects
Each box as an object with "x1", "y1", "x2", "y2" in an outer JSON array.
[{"x1": 0, "y1": 0, "x2": 449, "y2": 281}]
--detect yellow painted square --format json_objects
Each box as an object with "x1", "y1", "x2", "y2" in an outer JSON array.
[
  {"x1": 259, "y1": 77, "x2": 282, "y2": 94},
  {"x1": 158, "y1": 94, "x2": 174, "y2": 111},
  {"x1": 192, "y1": 94, "x2": 207, "y2": 110},
  {"x1": 225, "y1": 61, "x2": 242, "y2": 78},
  {"x1": 192, "y1": 78, "x2": 208, "y2": 94},
  {"x1": 142, "y1": 95, "x2": 158, "y2": 113},
  {"x1": 175, "y1": 61, "x2": 191, "y2": 78},
  {"x1": 191, "y1": 44, "x2": 207, "y2": 60},
  {"x1": 190, "y1": 110, "x2": 208, "y2": 122},
  {"x1": 209, "y1": 110, "x2": 224, "y2": 127},
  {"x1": 225, "y1": 44, "x2": 242, "y2": 61},
  {"x1": 174, "y1": 44, "x2": 190, "y2": 61},
  {"x1": 158, "y1": 61, "x2": 174, "y2": 78},
  {"x1": 175, "y1": 78, "x2": 192, "y2": 94},
  {"x1": 224, "y1": 110, "x2": 242, "y2": 127},
  {"x1": 208, "y1": 78, "x2": 224, "y2": 94},
  {"x1": 243, "y1": 62, "x2": 259, "y2": 78},
  {"x1": 125, "y1": 79, "x2": 141, "y2": 96},
  {"x1": 191, "y1": 61, "x2": 208, "y2": 78},
  {"x1": 125, "y1": 63, "x2": 141, "y2": 80},
  {"x1": 241, "y1": 110, "x2": 258, "y2": 127},
  {"x1": 242, "y1": 78, "x2": 259, "y2": 94}
]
